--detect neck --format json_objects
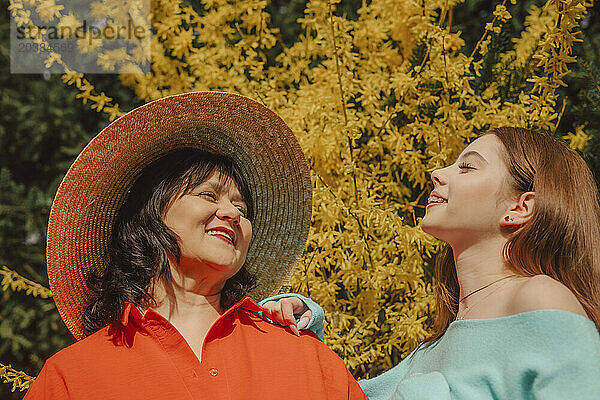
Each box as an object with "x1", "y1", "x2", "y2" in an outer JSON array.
[
  {"x1": 149, "y1": 259, "x2": 229, "y2": 325},
  {"x1": 452, "y1": 236, "x2": 514, "y2": 302},
  {"x1": 151, "y1": 279, "x2": 223, "y2": 324}
]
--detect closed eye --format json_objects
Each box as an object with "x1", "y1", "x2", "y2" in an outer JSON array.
[
  {"x1": 458, "y1": 162, "x2": 475, "y2": 171},
  {"x1": 236, "y1": 205, "x2": 248, "y2": 217},
  {"x1": 198, "y1": 191, "x2": 217, "y2": 200}
]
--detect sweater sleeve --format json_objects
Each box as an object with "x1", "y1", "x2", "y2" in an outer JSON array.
[
  {"x1": 258, "y1": 293, "x2": 325, "y2": 341},
  {"x1": 23, "y1": 359, "x2": 70, "y2": 400},
  {"x1": 358, "y1": 352, "x2": 414, "y2": 400}
]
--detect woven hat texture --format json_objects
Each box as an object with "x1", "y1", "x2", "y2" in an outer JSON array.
[{"x1": 47, "y1": 91, "x2": 312, "y2": 340}]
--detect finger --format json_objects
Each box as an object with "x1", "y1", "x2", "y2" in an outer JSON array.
[
  {"x1": 288, "y1": 297, "x2": 309, "y2": 315},
  {"x1": 289, "y1": 324, "x2": 300, "y2": 336},
  {"x1": 272, "y1": 302, "x2": 285, "y2": 325},
  {"x1": 260, "y1": 301, "x2": 277, "y2": 319},
  {"x1": 297, "y1": 309, "x2": 313, "y2": 330},
  {"x1": 281, "y1": 300, "x2": 297, "y2": 328},
  {"x1": 276, "y1": 302, "x2": 299, "y2": 336}
]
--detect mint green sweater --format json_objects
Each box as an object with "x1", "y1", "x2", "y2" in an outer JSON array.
[
  {"x1": 360, "y1": 310, "x2": 600, "y2": 400},
  {"x1": 260, "y1": 295, "x2": 600, "y2": 399}
]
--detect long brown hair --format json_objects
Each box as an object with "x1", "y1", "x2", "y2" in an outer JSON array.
[{"x1": 426, "y1": 127, "x2": 600, "y2": 342}]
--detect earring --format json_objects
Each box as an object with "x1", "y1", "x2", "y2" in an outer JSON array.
[{"x1": 504, "y1": 216, "x2": 513, "y2": 222}]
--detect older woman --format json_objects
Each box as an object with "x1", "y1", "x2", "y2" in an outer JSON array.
[
  {"x1": 264, "y1": 127, "x2": 600, "y2": 399},
  {"x1": 24, "y1": 92, "x2": 367, "y2": 400}
]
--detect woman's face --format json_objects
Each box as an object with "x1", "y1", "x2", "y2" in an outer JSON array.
[
  {"x1": 162, "y1": 170, "x2": 252, "y2": 283},
  {"x1": 421, "y1": 134, "x2": 514, "y2": 247}
]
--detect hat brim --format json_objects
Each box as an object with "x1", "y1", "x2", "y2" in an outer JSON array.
[{"x1": 47, "y1": 91, "x2": 312, "y2": 340}]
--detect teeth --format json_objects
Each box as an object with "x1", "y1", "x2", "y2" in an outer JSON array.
[
  {"x1": 428, "y1": 196, "x2": 447, "y2": 203},
  {"x1": 207, "y1": 230, "x2": 234, "y2": 244}
]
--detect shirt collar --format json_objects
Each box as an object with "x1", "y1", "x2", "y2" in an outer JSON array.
[{"x1": 120, "y1": 296, "x2": 263, "y2": 327}]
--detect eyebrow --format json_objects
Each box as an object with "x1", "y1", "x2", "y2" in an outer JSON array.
[{"x1": 459, "y1": 150, "x2": 488, "y2": 164}]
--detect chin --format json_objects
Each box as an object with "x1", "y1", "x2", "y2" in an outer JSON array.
[
  {"x1": 208, "y1": 261, "x2": 241, "y2": 273},
  {"x1": 420, "y1": 216, "x2": 437, "y2": 235},
  {"x1": 207, "y1": 258, "x2": 245, "y2": 274},
  {"x1": 420, "y1": 219, "x2": 447, "y2": 241}
]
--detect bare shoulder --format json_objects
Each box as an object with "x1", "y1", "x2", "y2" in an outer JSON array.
[{"x1": 508, "y1": 275, "x2": 587, "y2": 317}]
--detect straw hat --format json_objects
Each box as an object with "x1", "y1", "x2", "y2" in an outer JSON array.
[{"x1": 47, "y1": 91, "x2": 312, "y2": 340}]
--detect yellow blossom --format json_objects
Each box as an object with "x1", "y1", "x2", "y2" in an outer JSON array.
[
  {"x1": 493, "y1": 5, "x2": 511, "y2": 22},
  {"x1": 76, "y1": 36, "x2": 102, "y2": 54},
  {"x1": 97, "y1": 47, "x2": 131, "y2": 72},
  {"x1": 563, "y1": 125, "x2": 591, "y2": 151},
  {"x1": 43, "y1": 51, "x2": 62, "y2": 68},
  {"x1": 0, "y1": 362, "x2": 35, "y2": 392},
  {"x1": 56, "y1": 12, "x2": 80, "y2": 39},
  {"x1": 35, "y1": 0, "x2": 64, "y2": 22},
  {"x1": 89, "y1": 92, "x2": 113, "y2": 112}
]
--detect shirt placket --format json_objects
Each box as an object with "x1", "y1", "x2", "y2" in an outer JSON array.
[
  {"x1": 190, "y1": 312, "x2": 235, "y2": 398},
  {"x1": 131, "y1": 317, "x2": 201, "y2": 400}
]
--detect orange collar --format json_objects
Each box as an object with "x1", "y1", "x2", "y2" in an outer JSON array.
[{"x1": 119, "y1": 296, "x2": 264, "y2": 327}]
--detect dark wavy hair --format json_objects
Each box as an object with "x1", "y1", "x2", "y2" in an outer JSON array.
[{"x1": 82, "y1": 149, "x2": 257, "y2": 335}]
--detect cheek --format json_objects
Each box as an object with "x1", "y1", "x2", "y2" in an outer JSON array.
[
  {"x1": 453, "y1": 176, "x2": 496, "y2": 202},
  {"x1": 450, "y1": 180, "x2": 508, "y2": 224},
  {"x1": 494, "y1": 177, "x2": 516, "y2": 206},
  {"x1": 240, "y1": 221, "x2": 252, "y2": 248},
  {"x1": 162, "y1": 210, "x2": 180, "y2": 233}
]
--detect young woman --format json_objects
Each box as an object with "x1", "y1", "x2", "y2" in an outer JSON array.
[
  {"x1": 24, "y1": 92, "x2": 367, "y2": 400},
  {"x1": 263, "y1": 127, "x2": 600, "y2": 399}
]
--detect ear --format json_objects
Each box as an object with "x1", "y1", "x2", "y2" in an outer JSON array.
[{"x1": 500, "y1": 191, "x2": 535, "y2": 226}]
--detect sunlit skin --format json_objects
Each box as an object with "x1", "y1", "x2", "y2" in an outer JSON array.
[
  {"x1": 150, "y1": 170, "x2": 252, "y2": 361},
  {"x1": 266, "y1": 136, "x2": 527, "y2": 323},
  {"x1": 421, "y1": 134, "x2": 515, "y2": 254},
  {"x1": 162, "y1": 170, "x2": 252, "y2": 289}
]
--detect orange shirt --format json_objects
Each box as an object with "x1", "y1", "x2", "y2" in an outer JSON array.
[{"x1": 24, "y1": 297, "x2": 367, "y2": 400}]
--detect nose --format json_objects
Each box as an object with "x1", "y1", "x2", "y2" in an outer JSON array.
[
  {"x1": 430, "y1": 166, "x2": 448, "y2": 186},
  {"x1": 215, "y1": 200, "x2": 242, "y2": 226}
]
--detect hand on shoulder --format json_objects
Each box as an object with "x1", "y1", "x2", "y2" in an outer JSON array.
[{"x1": 509, "y1": 275, "x2": 587, "y2": 317}]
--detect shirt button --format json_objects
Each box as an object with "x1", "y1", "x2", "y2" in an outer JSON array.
[{"x1": 208, "y1": 368, "x2": 218, "y2": 376}]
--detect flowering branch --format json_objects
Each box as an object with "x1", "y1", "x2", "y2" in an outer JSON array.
[
  {"x1": 0, "y1": 266, "x2": 52, "y2": 298},
  {"x1": 0, "y1": 363, "x2": 35, "y2": 392}
]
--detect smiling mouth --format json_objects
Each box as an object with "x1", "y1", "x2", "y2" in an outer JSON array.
[
  {"x1": 206, "y1": 229, "x2": 235, "y2": 246},
  {"x1": 427, "y1": 195, "x2": 447, "y2": 205}
]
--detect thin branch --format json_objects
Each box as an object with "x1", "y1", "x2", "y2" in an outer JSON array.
[
  {"x1": 357, "y1": 104, "x2": 400, "y2": 162},
  {"x1": 326, "y1": 1, "x2": 374, "y2": 270},
  {"x1": 375, "y1": 107, "x2": 399, "y2": 137},
  {"x1": 553, "y1": 97, "x2": 567, "y2": 134},
  {"x1": 469, "y1": 0, "x2": 508, "y2": 59},
  {"x1": 441, "y1": 31, "x2": 449, "y2": 85},
  {"x1": 418, "y1": 39, "x2": 432, "y2": 71},
  {"x1": 328, "y1": 1, "x2": 348, "y2": 126},
  {"x1": 583, "y1": 93, "x2": 600, "y2": 113},
  {"x1": 301, "y1": 251, "x2": 317, "y2": 296},
  {"x1": 253, "y1": 90, "x2": 268, "y2": 106},
  {"x1": 314, "y1": 171, "x2": 375, "y2": 270},
  {"x1": 327, "y1": 1, "x2": 360, "y2": 203},
  {"x1": 582, "y1": 61, "x2": 600, "y2": 97}
]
